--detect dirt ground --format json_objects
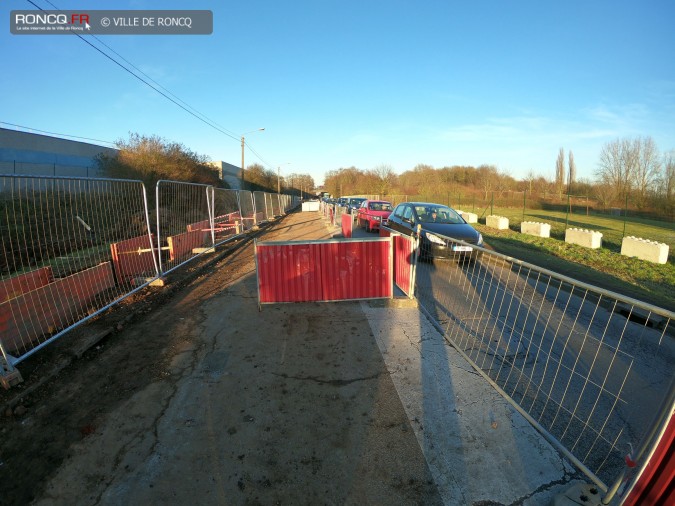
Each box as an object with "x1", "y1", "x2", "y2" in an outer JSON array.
[{"x1": 0, "y1": 210, "x2": 442, "y2": 505}]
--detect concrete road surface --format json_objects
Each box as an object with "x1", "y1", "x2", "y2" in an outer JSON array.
[{"x1": 30, "y1": 210, "x2": 585, "y2": 505}]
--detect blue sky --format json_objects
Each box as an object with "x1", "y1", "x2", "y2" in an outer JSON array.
[{"x1": 3, "y1": 0, "x2": 674, "y2": 186}]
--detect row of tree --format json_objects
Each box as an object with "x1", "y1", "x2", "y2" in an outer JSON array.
[
  {"x1": 243, "y1": 164, "x2": 315, "y2": 196},
  {"x1": 322, "y1": 136, "x2": 674, "y2": 214}
]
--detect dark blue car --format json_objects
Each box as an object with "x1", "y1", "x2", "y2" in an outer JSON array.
[{"x1": 386, "y1": 202, "x2": 483, "y2": 260}]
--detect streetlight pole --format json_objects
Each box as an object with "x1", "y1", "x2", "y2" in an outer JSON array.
[{"x1": 240, "y1": 128, "x2": 265, "y2": 190}]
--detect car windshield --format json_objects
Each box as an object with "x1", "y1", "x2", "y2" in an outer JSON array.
[
  {"x1": 369, "y1": 202, "x2": 392, "y2": 211},
  {"x1": 414, "y1": 206, "x2": 463, "y2": 224}
]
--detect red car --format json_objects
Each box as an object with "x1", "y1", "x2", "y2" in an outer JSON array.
[{"x1": 357, "y1": 200, "x2": 393, "y2": 232}]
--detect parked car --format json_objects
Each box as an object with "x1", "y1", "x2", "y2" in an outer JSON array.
[
  {"x1": 357, "y1": 200, "x2": 393, "y2": 232},
  {"x1": 346, "y1": 197, "x2": 367, "y2": 214},
  {"x1": 386, "y1": 202, "x2": 483, "y2": 261}
]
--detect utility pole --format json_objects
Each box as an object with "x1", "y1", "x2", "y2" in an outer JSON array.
[{"x1": 277, "y1": 166, "x2": 280, "y2": 194}]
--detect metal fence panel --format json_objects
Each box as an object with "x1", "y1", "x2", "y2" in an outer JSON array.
[
  {"x1": 253, "y1": 191, "x2": 267, "y2": 224},
  {"x1": 271, "y1": 194, "x2": 282, "y2": 217},
  {"x1": 238, "y1": 190, "x2": 255, "y2": 230},
  {"x1": 212, "y1": 188, "x2": 244, "y2": 245},
  {"x1": 412, "y1": 233, "x2": 675, "y2": 499},
  {"x1": 0, "y1": 175, "x2": 157, "y2": 368},
  {"x1": 156, "y1": 180, "x2": 213, "y2": 275}
]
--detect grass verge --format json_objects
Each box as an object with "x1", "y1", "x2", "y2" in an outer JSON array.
[{"x1": 475, "y1": 224, "x2": 675, "y2": 311}]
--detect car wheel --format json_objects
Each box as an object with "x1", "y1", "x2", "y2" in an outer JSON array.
[{"x1": 366, "y1": 221, "x2": 371, "y2": 233}]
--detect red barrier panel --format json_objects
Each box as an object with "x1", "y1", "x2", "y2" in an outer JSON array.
[
  {"x1": 0, "y1": 263, "x2": 116, "y2": 353},
  {"x1": 186, "y1": 219, "x2": 210, "y2": 233},
  {"x1": 168, "y1": 230, "x2": 207, "y2": 261},
  {"x1": 256, "y1": 239, "x2": 392, "y2": 304},
  {"x1": 0, "y1": 267, "x2": 54, "y2": 303},
  {"x1": 341, "y1": 213, "x2": 353, "y2": 238},
  {"x1": 394, "y1": 235, "x2": 415, "y2": 297},
  {"x1": 256, "y1": 243, "x2": 323, "y2": 303},
  {"x1": 321, "y1": 240, "x2": 392, "y2": 300},
  {"x1": 110, "y1": 234, "x2": 157, "y2": 283},
  {"x1": 621, "y1": 413, "x2": 675, "y2": 506}
]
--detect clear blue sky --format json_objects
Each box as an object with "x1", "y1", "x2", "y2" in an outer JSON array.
[{"x1": 3, "y1": 0, "x2": 674, "y2": 186}]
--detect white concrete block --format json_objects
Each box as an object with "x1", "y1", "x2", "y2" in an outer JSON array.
[
  {"x1": 486, "y1": 215, "x2": 509, "y2": 230},
  {"x1": 565, "y1": 228, "x2": 602, "y2": 249},
  {"x1": 301, "y1": 201, "x2": 320, "y2": 212},
  {"x1": 520, "y1": 221, "x2": 551, "y2": 238},
  {"x1": 621, "y1": 236, "x2": 669, "y2": 264},
  {"x1": 461, "y1": 212, "x2": 477, "y2": 223}
]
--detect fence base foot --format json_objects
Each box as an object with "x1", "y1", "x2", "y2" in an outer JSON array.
[
  {"x1": 552, "y1": 483, "x2": 603, "y2": 506},
  {"x1": 192, "y1": 247, "x2": 216, "y2": 255},
  {"x1": 1, "y1": 367, "x2": 23, "y2": 390}
]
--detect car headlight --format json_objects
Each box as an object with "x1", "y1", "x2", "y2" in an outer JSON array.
[
  {"x1": 425, "y1": 232, "x2": 446, "y2": 245},
  {"x1": 373, "y1": 216, "x2": 381, "y2": 221},
  {"x1": 477, "y1": 233, "x2": 484, "y2": 246}
]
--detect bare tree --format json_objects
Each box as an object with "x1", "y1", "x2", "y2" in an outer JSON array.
[
  {"x1": 568, "y1": 151, "x2": 576, "y2": 193},
  {"x1": 372, "y1": 164, "x2": 397, "y2": 195},
  {"x1": 632, "y1": 136, "x2": 661, "y2": 207},
  {"x1": 596, "y1": 136, "x2": 661, "y2": 204},
  {"x1": 556, "y1": 148, "x2": 565, "y2": 197},
  {"x1": 596, "y1": 138, "x2": 632, "y2": 199},
  {"x1": 664, "y1": 150, "x2": 675, "y2": 201}
]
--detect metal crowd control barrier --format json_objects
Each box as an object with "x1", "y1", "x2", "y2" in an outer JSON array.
[
  {"x1": 0, "y1": 175, "x2": 158, "y2": 384},
  {"x1": 156, "y1": 180, "x2": 214, "y2": 276},
  {"x1": 252, "y1": 191, "x2": 267, "y2": 224},
  {"x1": 411, "y1": 231, "x2": 675, "y2": 503},
  {"x1": 0, "y1": 175, "x2": 293, "y2": 387},
  {"x1": 238, "y1": 190, "x2": 256, "y2": 231},
  {"x1": 212, "y1": 188, "x2": 246, "y2": 246}
]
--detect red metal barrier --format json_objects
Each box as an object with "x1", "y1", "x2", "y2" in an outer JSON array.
[
  {"x1": 321, "y1": 240, "x2": 392, "y2": 300},
  {"x1": 256, "y1": 242, "x2": 323, "y2": 303},
  {"x1": 168, "y1": 230, "x2": 207, "y2": 261},
  {"x1": 0, "y1": 263, "x2": 116, "y2": 353},
  {"x1": 621, "y1": 413, "x2": 675, "y2": 506},
  {"x1": 341, "y1": 213, "x2": 353, "y2": 238},
  {"x1": 110, "y1": 234, "x2": 157, "y2": 283},
  {"x1": 0, "y1": 267, "x2": 54, "y2": 303},
  {"x1": 256, "y1": 238, "x2": 392, "y2": 304},
  {"x1": 393, "y1": 234, "x2": 415, "y2": 297}
]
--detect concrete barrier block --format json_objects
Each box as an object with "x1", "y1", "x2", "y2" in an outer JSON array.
[
  {"x1": 621, "y1": 236, "x2": 669, "y2": 264},
  {"x1": 461, "y1": 212, "x2": 477, "y2": 223},
  {"x1": 521, "y1": 221, "x2": 551, "y2": 238},
  {"x1": 565, "y1": 228, "x2": 602, "y2": 249},
  {"x1": 486, "y1": 215, "x2": 509, "y2": 230}
]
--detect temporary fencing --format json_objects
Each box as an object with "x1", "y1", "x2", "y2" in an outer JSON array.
[
  {"x1": 0, "y1": 175, "x2": 157, "y2": 380},
  {"x1": 253, "y1": 191, "x2": 267, "y2": 224},
  {"x1": 238, "y1": 190, "x2": 256, "y2": 231},
  {"x1": 411, "y1": 231, "x2": 675, "y2": 503},
  {"x1": 255, "y1": 238, "x2": 393, "y2": 305},
  {"x1": 156, "y1": 180, "x2": 214, "y2": 275},
  {"x1": 0, "y1": 173, "x2": 296, "y2": 386},
  {"x1": 212, "y1": 188, "x2": 245, "y2": 245},
  {"x1": 341, "y1": 213, "x2": 353, "y2": 238}
]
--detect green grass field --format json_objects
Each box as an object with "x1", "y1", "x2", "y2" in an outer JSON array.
[{"x1": 473, "y1": 210, "x2": 675, "y2": 311}]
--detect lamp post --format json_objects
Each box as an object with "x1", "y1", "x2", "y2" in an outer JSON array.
[{"x1": 240, "y1": 128, "x2": 265, "y2": 189}]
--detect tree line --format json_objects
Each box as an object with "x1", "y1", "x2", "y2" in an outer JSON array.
[{"x1": 323, "y1": 136, "x2": 674, "y2": 216}]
